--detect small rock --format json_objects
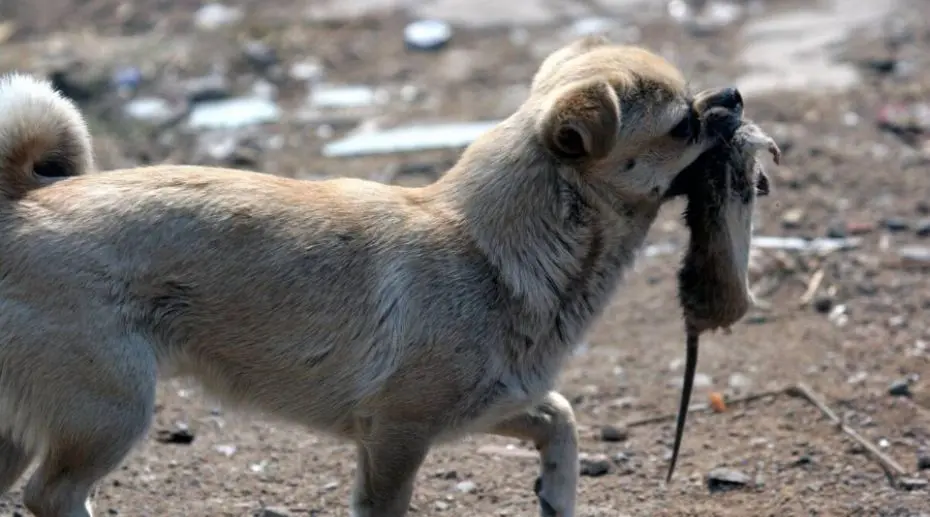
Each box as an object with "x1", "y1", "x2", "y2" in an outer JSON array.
[
  {"x1": 888, "y1": 379, "x2": 912, "y2": 397},
  {"x1": 243, "y1": 40, "x2": 279, "y2": 71},
  {"x1": 434, "y1": 501, "x2": 450, "y2": 511},
  {"x1": 112, "y1": 66, "x2": 142, "y2": 93},
  {"x1": 599, "y1": 425, "x2": 629, "y2": 443},
  {"x1": 195, "y1": 3, "x2": 243, "y2": 31},
  {"x1": 256, "y1": 508, "x2": 291, "y2": 517},
  {"x1": 155, "y1": 428, "x2": 195, "y2": 445},
  {"x1": 580, "y1": 454, "x2": 612, "y2": 477},
  {"x1": 290, "y1": 59, "x2": 325, "y2": 82},
  {"x1": 184, "y1": 74, "x2": 230, "y2": 104},
  {"x1": 214, "y1": 444, "x2": 237, "y2": 457},
  {"x1": 781, "y1": 208, "x2": 805, "y2": 229},
  {"x1": 844, "y1": 221, "x2": 875, "y2": 235},
  {"x1": 917, "y1": 453, "x2": 930, "y2": 471},
  {"x1": 916, "y1": 219, "x2": 930, "y2": 237},
  {"x1": 825, "y1": 224, "x2": 847, "y2": 239},
  {"x1": 706, "y1": 468, "x2": 751, "y2": 493},
  {"x1": 812, "y1": 296, "x2": 834, "y2": 314},
  {"x1": 455, "y1": 480, "x2": 477, "y2": 493},
  {"x1": 404, "y1": 20, "x2": 452, "y2": 51},
  {"x1": 899, "y1": 246, "x2": 930, "y2": 268},
  {"x1": 898, "y1": 477, "x2": 928, "y2": 491},
  {"x1": 882, "y1": 217, "x2": 911, "y2": 232},
  {"x1": 728, "y1": 373, "x2": 751, "y2": 391}
]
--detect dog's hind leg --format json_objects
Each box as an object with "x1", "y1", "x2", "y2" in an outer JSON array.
[
  {"x1": 487, "y1": 391, "x2": 578, "y2": 517},
  {"x1": 0, "y1": 435, "x2": 31, "y2": 495},
  {"x1": 22, "y1": 389, "x2": 155, "y2": 517},
  {"x1": 350, "y1": 421, "x2": 432, "y2": 517},
  {"x1": 17, "y1": 333, "x2": 158, "y2": 517}
]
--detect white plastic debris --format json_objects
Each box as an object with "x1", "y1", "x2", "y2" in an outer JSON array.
[
  {"x1": 123, "y1": 97, "x2": 175, "y2": 123},
  {"x1": 752, "y1": 236, "x2": 861, "y2": 253},
  {"x1": 322, "y1": 120, "x2": 500, "y2": 157},
  {"x1": 310, "y1": 84, "x2": 377, "y2": 109},
  {"x1": 404, "y1": 20, "x2": 452, "y2": 51},
  {"x1": 187, "y1": 96, "x2": 281, "y2": 130}
]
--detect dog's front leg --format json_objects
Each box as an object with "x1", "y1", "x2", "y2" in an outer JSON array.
[
  {"x1": 487, "y1": 391, "x2": 578, "y2": 517},
  {"x1": 350, "y1": 421, "x2": 432, "y2": 517}
]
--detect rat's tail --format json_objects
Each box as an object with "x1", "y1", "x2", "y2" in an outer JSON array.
[{"x1": 0, "y1": 73, "x2": 94, "y2": 199}]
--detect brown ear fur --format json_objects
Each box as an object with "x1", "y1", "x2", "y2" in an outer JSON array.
[{"x1": 537, "y1": 79, "x2": 620, "y2": 161}]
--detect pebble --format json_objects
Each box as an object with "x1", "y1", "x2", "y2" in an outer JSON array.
[
  {"x1": 916, "y1": 219, "x2": 930, "y2": 237},
  {"x1": 455, "y1": 480, "x2": 477, "y2": 493},
  {"x1": 888, "y1": 379, "x2": 912, "y2": 397},
  {"x1": 112, "y1": 66, "x2": 142, "y2": 93},
  {"x1": 917, "y1": 453, "x2": 930, "y2": 471},
  {"x1": 242, "y1": 40, "x2": 278, "y2": 71},
  {"x1": 155, "y1": 427, "x2": 195, "y2": 445},
  {"x1": 404, "y1": 20, "x2": 452, "y2": 51},
  {"x1": 579, "y1": 454, "x2": 612, "y2": 477},
  {"x1": 599, "y1": 425, "x2": 629, "y2": 443},
  {"x1": 214, "y1": 444, "x2": 237, "y2": 457},
  {"x1": 813, "y1": 296, "x2": 834, "y2": 314},
  {"x1": 706, "y1": 468, "x2": 751, "y2": 493},
  {"x1": 781, "y1": 208, "x2": 805, "y2": 229},
  {"x1": 195, "y1": 3, "x2": 243, "y2": 31},
  {"x1": 844, "y1": 221, "x2": 875, "y2": 235},
  {"x1": 898, "y1": 477, "x2": 929, "y2": 491},
  {"x1": 184, "y1": 74, "x2": 230, "y2": 104},
  {"x1": 728, "y1": 373, "x2": 751, "y2": 391},
  {"x1": 899, "y1": 246, "x2": 930, "y2": 268},
  {"x1": 882, "y1": 217, "x2": 911, "y2": 232}
]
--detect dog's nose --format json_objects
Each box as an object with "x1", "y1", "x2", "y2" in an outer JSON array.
[{"x1": 714, "y1": 87, "x2": 742, "y2": 111}]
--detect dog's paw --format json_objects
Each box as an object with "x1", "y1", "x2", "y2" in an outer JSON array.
[{"x1": 533, "y1": 475, "x2": 573, "y2": 517}]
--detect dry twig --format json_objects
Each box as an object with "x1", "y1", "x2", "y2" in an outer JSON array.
[{"x1": 785, "y1": 383, "x2": 908, "y2": 483}]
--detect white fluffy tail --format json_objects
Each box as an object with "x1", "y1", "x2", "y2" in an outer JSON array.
[{"x1": 0, "y1": 73, "x2": 94, "y2": 198}]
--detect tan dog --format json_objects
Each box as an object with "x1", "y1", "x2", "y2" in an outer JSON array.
[{"x1": 0, "y1": 36, "x2": 746, "y2": 517}]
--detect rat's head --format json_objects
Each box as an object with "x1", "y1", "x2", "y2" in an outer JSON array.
[{"x1": 529, "y1": 36, "x2": 745, "y2": 202}]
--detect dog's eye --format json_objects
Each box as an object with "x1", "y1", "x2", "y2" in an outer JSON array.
[{"x1": 669, "y1": 112, "x2": 697, "y2": 139}]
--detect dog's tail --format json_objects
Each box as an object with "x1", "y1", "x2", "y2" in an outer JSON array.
[{"x1": 0, "y1": 73, "x2": 94, "y2": 199}]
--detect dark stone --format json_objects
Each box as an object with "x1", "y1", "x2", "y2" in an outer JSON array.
[
  {"x1": 888, "y1": 379, "x2": 912, "y2": 397},
  {"x1": 155, "y1": 428, "x2": 195, "y2": 445}
]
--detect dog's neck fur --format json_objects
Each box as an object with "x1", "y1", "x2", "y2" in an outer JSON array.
[{"x1": 425, "y1": 112, "x2": 661, "y2": 357}]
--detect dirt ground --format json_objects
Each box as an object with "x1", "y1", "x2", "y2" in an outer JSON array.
[{"x1": 1, "y1": 0, "x2": 930, "y2": 515}]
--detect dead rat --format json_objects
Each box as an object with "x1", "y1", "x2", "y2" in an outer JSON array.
[{"x1": 662, "y1": 120, "x2": 781, "y2": 483}]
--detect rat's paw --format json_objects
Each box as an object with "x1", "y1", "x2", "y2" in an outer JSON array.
[{"x1": 735, "y1": 121, "x2": 781, "y2": 164}]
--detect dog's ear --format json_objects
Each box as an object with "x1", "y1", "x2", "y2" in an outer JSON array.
[{"x1": 537, "y1": 79, "x2": 620, "y2": 161}]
